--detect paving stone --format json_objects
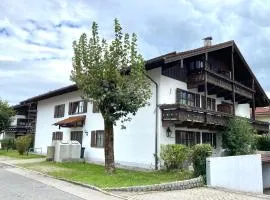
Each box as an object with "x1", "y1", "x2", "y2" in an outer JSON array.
[{"x1": 112, "y1": 187, "x2": 270, "y2": 200}]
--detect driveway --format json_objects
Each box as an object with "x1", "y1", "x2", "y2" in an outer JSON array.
[{"x1": 112, "y1": 188, "x2": 270, "y2": 200}]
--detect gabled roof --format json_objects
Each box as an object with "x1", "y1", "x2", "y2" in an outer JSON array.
[
  {"x1": 21, "y1": 84, "x2": 78, "y2": 104},
  {"x1": 19, "y1": 40, "x2": 269, "y2": 107}
]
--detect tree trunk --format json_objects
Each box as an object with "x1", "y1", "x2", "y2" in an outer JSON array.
[{"x1": 104, "y1": 119, "x2": 115, "y2": 173}]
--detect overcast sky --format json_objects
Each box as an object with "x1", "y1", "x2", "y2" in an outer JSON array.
[{"x1": 1, "y1": 0, "x2": 270, "y2": 105}]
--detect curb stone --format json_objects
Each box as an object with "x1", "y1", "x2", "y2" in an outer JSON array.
[{"x1": 105, "y1": 176, "x2": 204, "y2": 192}]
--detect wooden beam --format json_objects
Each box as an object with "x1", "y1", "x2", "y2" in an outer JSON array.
[
  {"x1": 252, "y1": 78, "x2": 256, "y2": 120},
  {"x1": 204, "y1": 53, "x2": 208, "y2": 123},
  {"x1": 232, "y1": 46, "x2": 236, "y2": 116}
]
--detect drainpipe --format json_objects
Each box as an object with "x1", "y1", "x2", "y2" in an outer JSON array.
[{"x1": 145, "y1": 74, "x2": 159, "y2": 170}]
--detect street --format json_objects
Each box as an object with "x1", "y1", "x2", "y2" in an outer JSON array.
[{"x1": 0, "y1": 162, "x2": 119, "y2": 200}]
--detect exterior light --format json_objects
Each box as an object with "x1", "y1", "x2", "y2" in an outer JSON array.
[{"x1": 166, "y1": 127, "x2": 172, "y2": 137}]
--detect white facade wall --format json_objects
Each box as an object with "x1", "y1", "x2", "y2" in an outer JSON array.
[
  {"x1": 263, "y1": 164, "x2": 270, "y2": 189},
  {"x1": 206, "y1": 154, "x2": 263, "y2": 194},
  {"x1": 34, "y1": 66, "x2": 253, "y2": 169},
  {"x1": 10, "y1": 115, "x2": 26, "y2": 126},
  {"x1": 35, "y1": 70, "x2": 158, "y2": 169}
]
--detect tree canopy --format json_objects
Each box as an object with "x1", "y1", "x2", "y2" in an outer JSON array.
[
  {"x1": 71, "y1": 19, "x2": 151, "y2": 172},
  {"x1": 0, "y1": 99, "x2": 15, "y2": 133},
  {"x1": 222, "y1": 117, "x2": 256, "y2": 155}
]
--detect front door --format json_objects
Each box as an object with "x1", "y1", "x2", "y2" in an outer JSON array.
[{"x1": 70, "y1": 131, "x2": 83, "y2": 145}]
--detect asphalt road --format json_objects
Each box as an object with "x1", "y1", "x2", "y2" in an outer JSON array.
[{"x1": 0, "y1": 163, "x2": 84, "y2": 200}]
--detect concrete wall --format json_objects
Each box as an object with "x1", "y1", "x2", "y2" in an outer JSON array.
[
  {"x1": 263, "y1": 163, "x2": 270, "y2": 189},
  {"x1": 206, "y1": 154, "x2": 263, "y2": 194}
]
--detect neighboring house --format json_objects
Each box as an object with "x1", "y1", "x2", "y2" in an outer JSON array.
[
  {"x1": 0, "y1": 103, "x2": 37, "y2": 141},
  {"x1": 16, "y1": 38, "x2": 269, "y2": 169},
  {"x1": 255, "y1": 106, "x2": 270, "y2": 125}
]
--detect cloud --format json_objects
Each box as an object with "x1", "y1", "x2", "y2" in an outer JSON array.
[{"x1": 0, "y1": 0, "x2": 270, "y2": 105}]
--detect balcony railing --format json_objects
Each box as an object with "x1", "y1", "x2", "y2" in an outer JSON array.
[
  {"x1": 187, "y1": 69, "x2": 254, "y2": 99},
  {"x1": 160, "y1": 104, "x2": 269, "y2": 132}
]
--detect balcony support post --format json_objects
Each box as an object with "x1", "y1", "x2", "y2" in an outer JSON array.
[
  {"x1": 232, "y1": 46, "x2": 236, "y2": 116},
  {"x1": 204, "y1": 53, "x2": 208, "y2": 123},
  {"x1": 252, "y1": 78, "x2": 256, "y2": 120}
]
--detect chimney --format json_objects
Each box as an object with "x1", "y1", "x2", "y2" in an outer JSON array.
[{"x1": 203, "y1": 36, "x2": 212, "y2": 47}]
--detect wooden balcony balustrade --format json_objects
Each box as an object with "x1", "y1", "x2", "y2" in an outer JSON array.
[
  {"x1": 160, "y1": 104, "x2": 269, "y2": 132},
  {"x1": 187, "y1": 69, "x2": 254, "y2": 99}
]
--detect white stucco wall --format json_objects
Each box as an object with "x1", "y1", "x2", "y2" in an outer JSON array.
[
  {"x1": 35, "y1": 69, "x2": 158, "y2": 169},
  {"x1": 10, "y1": 115, "x2": 26, "y2": 126},
  {"x1": 262, "y1": 163, "x2": 270, "y2": 189},
  {"x1": 235, "y1": 103, "x2": 250, "y2": 118},
  {"x1": 206, "y1": 154, "x2": 263, "y2": 194}
]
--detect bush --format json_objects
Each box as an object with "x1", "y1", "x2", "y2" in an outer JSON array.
[
  {"x1": 192, "y1": 144, "x2": 212, "y2": 177},
  {"x1": 222, "y1": 117, "x2": 256, "y2": 156},
  {"x1": 160, "y1": 144, "x2": 190, "y2": 171},
  {"x1": 255, "y1": 135, "x2": 270, "y2": 151},
  {"x1": 0, "y1": 138, "x2": 16, "y2": 150},
  {"x1": 15, "y1": 135, "x2": 32, "y2": 155}
]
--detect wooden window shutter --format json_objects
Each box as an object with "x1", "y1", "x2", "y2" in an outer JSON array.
[
  {"x1": 83, "y1": 101, "x2": 87, "y2": 113},
  {"x1": 54, "y1": 106, "x2": 57, "y2": 118},
  {"x1": 195, "y1": 94, "x2": 200, "y2": 107},
  {"x1": 68, "y1": 102, "x2": 72, "y2": 115},
  {"x1": 91, "y1": 131, "x2": 96, "y2": 147},
  {"x1": 201, "y1": 96, "x2": 206, "y2": 109},
  {"x1": 176, "y1": 88, "x2": 181, "y2": 103}
]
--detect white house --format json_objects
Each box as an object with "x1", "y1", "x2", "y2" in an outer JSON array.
[{"x1": 18, "y1": 39, "x2": 269, "y2": 169}]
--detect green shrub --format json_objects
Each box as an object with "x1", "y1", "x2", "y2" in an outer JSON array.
[
  {"x1": 15, "y1": 135, "x2": 32, "y2": 155},
  {"x1": 160, "y1": 144, "x2": 190, "y2": 171},
  {"x1": 255, "y1": 135, "x2": 270, "y2": 151},
  {"x1": 192, "y1": 144, "x2": 212, "y2": 177},
  {"x1": 223, "y1": 117, "x2": 256, "y2": 156},
  {"x1": 0, "y1": 138, "x2": 16, "y2": 150}
]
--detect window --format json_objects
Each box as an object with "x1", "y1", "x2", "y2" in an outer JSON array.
[
  {"x1": 202, "y1": 96, "x2": 216, "y2": 111},
  {"x1": 71, "y1": 131, "x2": 83, "y2": 144},
  {"x1": 187, "y1": 93, "x2": 195, "y2": 106},
  {"x1": 180, "y1": 90, "x2": 187, "y2": 105},
  {"x1": 68, "y1": 100, "x2": 87, "y2": 115},
  {"x1": 54, "y1": 104, "x2": 65, "y2": 118},
  {"x1": 175, "y1": 131, "x2": 200, "y2": 146},
  {"x1": 91, "y1": 130, "x2": 104, "y2": 148},
  {"x1": 52, "y1": 132, "x2": 63, "y2": 140},
  {"x1": 202, "y1": 132, "x2": 216, "y2": 148},
  {"x1": 177, "y1": 89, "x2": 200, "y2": 107}
]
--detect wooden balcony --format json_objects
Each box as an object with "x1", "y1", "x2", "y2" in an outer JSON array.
[
  {"x1": 160, "y1": 104, "x2": 269, "y2": 133},
  {"x1": 187, "y1": 69, "x2": 254, "y2": 100}
]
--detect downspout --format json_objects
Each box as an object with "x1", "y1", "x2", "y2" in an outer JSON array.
[{"x1": 145, "y1": 74, "x2": 159, "y2": 170}]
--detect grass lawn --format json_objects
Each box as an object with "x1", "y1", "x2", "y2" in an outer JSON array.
[
  {"x1": 19, "y1": 161, "x2": 194, "y2": 188},
  {"x1": 0, "y1": 150, "x2": 46, "y2": 159}
]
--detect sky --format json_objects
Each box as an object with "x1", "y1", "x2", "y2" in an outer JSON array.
[{"x1": 1, "y1": 0, "x2": 270, "y2": 105}]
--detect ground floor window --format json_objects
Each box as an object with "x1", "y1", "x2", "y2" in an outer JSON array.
[
  {"x1": 52, "y1": 132, "x2": 63, "y2": 140},
  {"x1": 175, "y1": 131, "x2": 200, "y2": 146},
  {"x1": 202, "y1": 132, "x2": 216, "y2": 148},
  {"x1": 70, "y1": 131, "x2": 83, "y2": 144},
  {"x1": 91, "y1": 130, "x2": 104, "y2": 148},
  {"x1": 175, "y1": 130, "x2": 217, "y2": 148}
]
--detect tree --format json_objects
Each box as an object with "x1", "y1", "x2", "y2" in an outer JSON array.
[
  {"x1": 0, "y1": 99, "x2": 15, "y2": 133},
  {"x1": 222, "y1": 117, "x2": 256, "y2": 156},
  {"x1": 71, "y1": 19, "x2": 151, "y2": 173}
]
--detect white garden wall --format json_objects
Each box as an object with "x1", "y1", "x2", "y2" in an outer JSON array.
[
  {"x1": 262, "y1": 163, "x2": 270, "y2": 189},
  {"x1": 206, "y1": 154, "x2": 263, "y2": 194}
]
